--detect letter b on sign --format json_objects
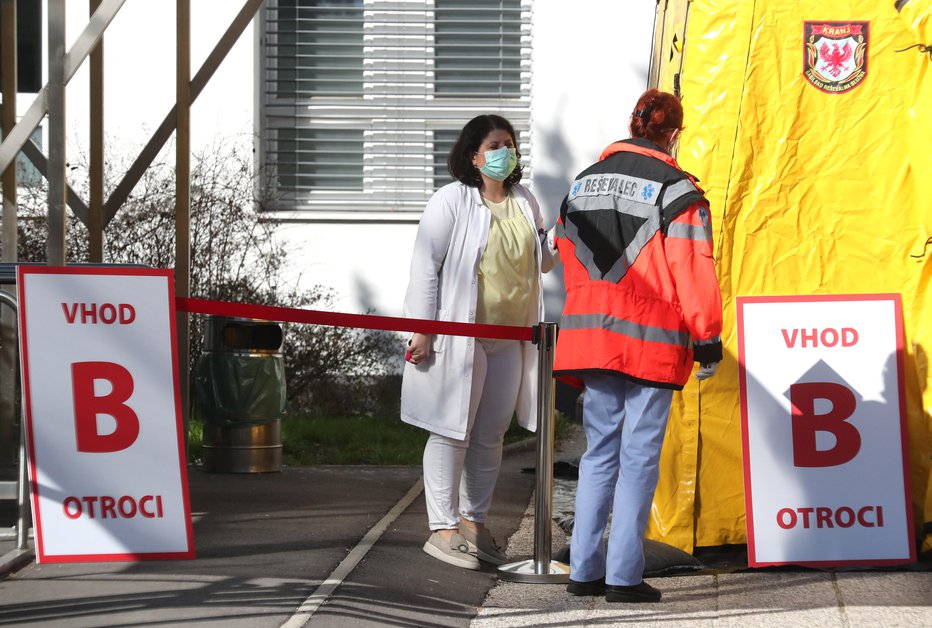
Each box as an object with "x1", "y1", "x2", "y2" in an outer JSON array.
[
  {"x1": 790, "y1": 382, "x2": 860, "y2": 467},
  {"x1": 72, "y1": 362, "x2": 140, "y2": 453}
]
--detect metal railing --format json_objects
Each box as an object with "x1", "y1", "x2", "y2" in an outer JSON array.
[
  {"x1": 0, "y1": 288, "x2": 30, "y2": 551},
  {"x1": 0, "y1": 262, "x2": 147, "y2": 558}
]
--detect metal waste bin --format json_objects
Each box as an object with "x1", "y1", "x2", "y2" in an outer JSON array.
[{"x1": 195, "y1": 316, "x2": 286, "y2": 473}]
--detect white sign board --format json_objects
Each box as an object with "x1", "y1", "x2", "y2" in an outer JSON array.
[
  {"x1": 737, "y1": 294, "x2": 913, "y2": 567},
  {"x1": 18, "y1": 267, "x2": 194, "y2": 562}
]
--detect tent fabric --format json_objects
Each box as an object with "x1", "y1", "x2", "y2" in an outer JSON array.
[
  {"x1": 646, "y1": 0, "x2": 932, "y2": 554},
  {"x1": 896, "y1": 0, "x2": 932, "y2": 553}
]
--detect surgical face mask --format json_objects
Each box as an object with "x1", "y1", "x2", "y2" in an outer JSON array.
[{"x1": 479, "y1": 146, "x2": 518, "y2": 181}]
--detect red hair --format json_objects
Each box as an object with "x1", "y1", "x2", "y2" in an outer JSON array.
[{"x1": 629, "y1": 89, "x2": 683, "y2": 147}]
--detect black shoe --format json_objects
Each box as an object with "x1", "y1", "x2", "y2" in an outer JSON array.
[
  {"x1": 566, "y1": 577, "x2": 606, "y2": 596},
  {"x1": 606, "y1": 581, "x2": 662, "y2": 603}
]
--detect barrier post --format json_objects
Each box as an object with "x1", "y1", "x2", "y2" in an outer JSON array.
[{"x1": 497, "y1": 321, "x2": 570, "y2": 583}]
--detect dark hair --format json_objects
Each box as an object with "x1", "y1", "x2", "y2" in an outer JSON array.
[
  {"x1": 447, "y1": 114, "x2": 523, "y2": 189},
  {"x1": 629, "y1": 89, "x2": 683, "y2": 148}
]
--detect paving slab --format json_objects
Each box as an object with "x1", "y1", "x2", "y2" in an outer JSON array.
[
  {"x1": 473, "y1": 424, "x2": 932, "y2": 628},
  {"x1": 1, "y1": 428, "x2": 930, "y2": 628},
  {"x1": 0, "y1": 465, "x2": 423, "y2": 627}
]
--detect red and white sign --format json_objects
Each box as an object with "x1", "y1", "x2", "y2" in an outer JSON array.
[
  {"x1": 17, "y1": 267, "x2": 194, "y2": 563},
  {"x1": 737, "y1": 294, "x2": 913, "y2": 567}
]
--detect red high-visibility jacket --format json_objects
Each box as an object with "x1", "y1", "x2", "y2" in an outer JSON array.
[{"x1": 554, "y1": 138, "x2": 723, "y2": 390}]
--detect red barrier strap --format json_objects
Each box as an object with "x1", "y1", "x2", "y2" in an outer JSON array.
[{"x1": 176, "y1": 297, "x2": 536, "y2": 342}]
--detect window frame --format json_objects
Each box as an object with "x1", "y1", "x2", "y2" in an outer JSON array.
[{"x1": 258, "y1": 0, "x2": 532, "y2": 222}]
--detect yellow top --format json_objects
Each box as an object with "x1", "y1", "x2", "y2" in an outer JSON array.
[{"x1": 476, "y1": 194, "x2": 537, "y2": 327}]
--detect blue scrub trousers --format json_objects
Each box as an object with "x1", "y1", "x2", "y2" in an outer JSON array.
[{"x1": 570, "y1": 372, "x2": 674, "y2": 586}]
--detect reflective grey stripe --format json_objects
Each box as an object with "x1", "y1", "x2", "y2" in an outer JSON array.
[
  {"x1": 568, "y1": 194, "x2": 656, "y2": 215},
  {"x1": 561, "y1": 313, "x2": 690, "y2": 347},
  {"x1": 666, "y1": 222, "x2": 712, "y2": 242},
  {"x1": 660, "y1": 179, "x2": 697, "y2": 209},
  {"x1": 554, "y1": 220, "x2": 565, "y2": 239},
  {"x1": 659, "y1": 177, "x2": 706, "y2": 227}
]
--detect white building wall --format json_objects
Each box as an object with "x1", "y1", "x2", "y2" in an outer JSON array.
[
  {"x1": 277, "y1": 1, "x2": 656, "y2": 318},
  {"x1": 41, "y1": 1, "x2": 655, "y2": 319},
  {"x1": 528, "y1": 1, "x2": 655, "y2": 318}
]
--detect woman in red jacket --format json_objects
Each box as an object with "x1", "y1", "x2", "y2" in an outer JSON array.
[{"x1": 553, "y1": 90, "x2": 723, "y2": 603}]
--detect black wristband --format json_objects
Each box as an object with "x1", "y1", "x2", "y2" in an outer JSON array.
[{"x1": 693, "y1": 340, "x2": 723, "y2": 364}]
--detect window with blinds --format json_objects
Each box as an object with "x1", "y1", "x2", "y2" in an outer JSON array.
[{"x1": 259, "y1": 0, "x2": 532, "y2": 220}]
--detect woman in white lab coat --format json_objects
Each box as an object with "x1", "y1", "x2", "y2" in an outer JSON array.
[{"x1": 401, "y1": 114, "x2": 553, "y2": 570}]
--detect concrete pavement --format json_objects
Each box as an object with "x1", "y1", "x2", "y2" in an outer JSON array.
[
  {"x1": 0, "y1": 441, "x2": 538, "y2": 627},
  {"x1": 1, "y1": 425, "x2": 930, "y2": 627},
  {"x1": 476, "y1": 498, "x2": 932, "y2": 627}
]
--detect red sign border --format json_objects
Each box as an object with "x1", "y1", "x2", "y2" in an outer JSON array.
[
  {"x1": 736, "y1": 293, "x2": 915, "y2": 568},
  {"x1": 17, "y1": 266, "x2": 195, "y2": 563}
]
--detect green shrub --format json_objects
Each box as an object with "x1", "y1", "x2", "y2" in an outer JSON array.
[
  {"x1": 9, "y1": 139, "x2": 402, "y2": 422},
  {"x1": 187, "y1": 411, "x2": 569, "y2": 466}
]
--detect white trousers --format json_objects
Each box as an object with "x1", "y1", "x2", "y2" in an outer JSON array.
[{"x1": 423, "y1": 339, "x2": 522, "y2": 530}]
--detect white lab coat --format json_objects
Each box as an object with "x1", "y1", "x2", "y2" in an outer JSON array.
[{"x1": 400, "y1": 181, "x2": 553, "y2": 440}]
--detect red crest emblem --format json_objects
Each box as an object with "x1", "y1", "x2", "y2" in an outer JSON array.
[{"x1": 804, "y1": 21, "x2": 869, "y2": 93}]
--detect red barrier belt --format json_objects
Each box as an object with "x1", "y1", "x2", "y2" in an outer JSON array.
[{"x1": 176, "y1": 297, "x2": 536, "y2": 342}]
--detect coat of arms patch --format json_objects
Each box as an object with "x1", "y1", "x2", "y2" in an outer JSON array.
[{"x1": 804, "y1": 21, "x2": 869, "y2": 94}]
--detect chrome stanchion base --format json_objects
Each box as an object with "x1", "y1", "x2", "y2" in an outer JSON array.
[{"x1": 497, "y1": 558, "x2": 570, "y2": 583}]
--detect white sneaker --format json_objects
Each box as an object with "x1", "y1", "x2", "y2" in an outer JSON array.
[
  {"x1": 422, "y1": 532, "x2": 481, "y2": 570},
  {"x1": 459, "y1": 526, "x2": 507, "y2": 565}
]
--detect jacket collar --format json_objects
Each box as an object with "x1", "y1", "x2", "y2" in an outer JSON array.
[
  {"x1": 599, "y1": 137, "x2": 677, "y2": 166},
  {"x1": 598, "y1": 138, "x2": 702, "y2": 190}
]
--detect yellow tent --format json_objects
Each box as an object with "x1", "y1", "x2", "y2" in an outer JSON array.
[{"x1": 648, "y1": 0, "x2": 932, "y2": 555}]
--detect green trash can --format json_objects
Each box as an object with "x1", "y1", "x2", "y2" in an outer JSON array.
[{"x1": 195, "y1": 316, "x2": 286, "y2": 473}]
